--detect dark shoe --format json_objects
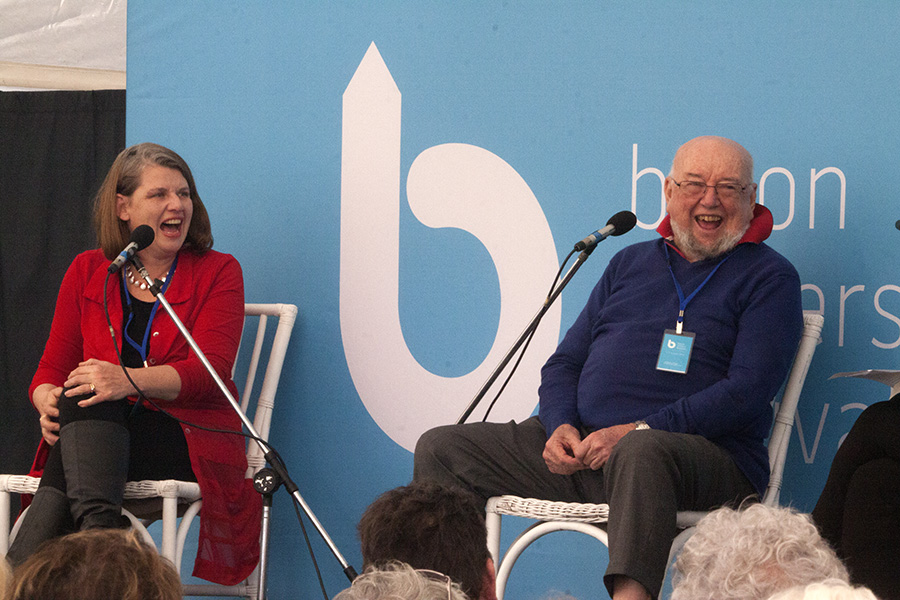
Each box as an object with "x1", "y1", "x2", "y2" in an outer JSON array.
[{"x1": 6, "y1": 486, "x2": 73, "y2": 566}]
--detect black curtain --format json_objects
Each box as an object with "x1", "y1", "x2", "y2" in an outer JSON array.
[{"x1": 0, "y1": 90, "x2": 125, "y2": 515}]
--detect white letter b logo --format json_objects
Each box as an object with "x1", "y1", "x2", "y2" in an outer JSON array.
[{"x1": 340, "y1": 43, "x2": 562, "y2": 451}]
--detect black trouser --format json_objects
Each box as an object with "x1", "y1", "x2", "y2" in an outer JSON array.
[
  {"x1": 8, "y1": 395, "x2": 196, "y2": 565},
  {"x1": 413, "y1": 416, "x2": 755, "y2": 600},
  {"x1": 39, "y1": 395, "x2": 195, "y2": 493},
  {"x1": 812, "y1": 396, "x2": 900, "y2": 600}
]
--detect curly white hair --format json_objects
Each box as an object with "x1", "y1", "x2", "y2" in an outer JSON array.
[
  {"x1": 767, "y1": 579, "x2": 880, "y2": 600},
  {"x1": 670, "y1": 504, "x2": 848, "y2": 600}
]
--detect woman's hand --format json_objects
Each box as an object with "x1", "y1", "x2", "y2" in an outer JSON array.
[
  {"x1": 33, "y1": 384, "x2": 62, "y2": 445},
  {"x1": 64, "y1": 358, "x2": 131, "y2": 406}
]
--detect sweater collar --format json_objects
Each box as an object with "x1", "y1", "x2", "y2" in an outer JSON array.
[{"x1": 656, "y1": 204, "x2": 773, "y2": 258}]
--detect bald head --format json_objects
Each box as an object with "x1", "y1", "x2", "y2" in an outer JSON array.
[{"x1": 670, "y1": 136, "x2": 754, "y2": 183}]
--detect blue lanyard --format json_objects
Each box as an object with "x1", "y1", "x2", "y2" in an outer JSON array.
[
  {"x1": 121, "y1": 255, "x2": 178, "y2": 365},
  {"x1": 664, "y1": 243, "x2": 734, "y2": 334}
]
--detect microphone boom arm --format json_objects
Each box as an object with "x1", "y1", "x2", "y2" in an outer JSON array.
[
  {"x1": 456, "y1": 245, "x2": 596, "y2": 424},
  {"x1": 131, "y1": 255, "x2": 358, "y2": 584}
]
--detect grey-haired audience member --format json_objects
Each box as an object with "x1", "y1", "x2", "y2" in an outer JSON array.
[
  {"x1": 670, "y1": 504, "x2": 849, "y2": 600},
  {"x1": 767, "y1": 579, "x2": 880, "y2": 600},
  {"x1": 334, "y1": 561, "x2": 469, "y2": 600}
]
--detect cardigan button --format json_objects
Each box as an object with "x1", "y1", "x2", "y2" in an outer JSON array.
[
  {"x1": 152, "y1": 331, "x2": 159, "y2": 337},
  {"x1": 148, "y1": 358, "x2": 157, "y2": 365}
]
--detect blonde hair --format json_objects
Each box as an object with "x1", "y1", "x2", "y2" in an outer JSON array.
[
  {"x1": 0, "y1": 553, "x2": 11, "y2": 600},
  {"x1": 93, "y1": 142, "x2": 213, "y2": 259},
  {"x1": 8, "y1": 529, "x2": 182, "y2": 600}
]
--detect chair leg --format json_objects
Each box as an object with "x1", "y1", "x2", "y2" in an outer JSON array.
[
  {"x1": 175, "y1": 500, "x2": 202, "y2": 573},
  {"x1": 0, "y1": 489, "x2": 10, "y2": 555},
  {"x1": 485, "y1": 510, "x2": 502, "y2": 566},
  {"x1": 160, "y1": 495, "x2": 178, "y2": 565},
  {"x1": 495, "y1": 521, "x2": 609, "y2": 600}
]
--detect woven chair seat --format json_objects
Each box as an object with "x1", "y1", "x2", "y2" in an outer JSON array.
[
  {"x1": 0, "y1": 474, "x2": 201, "y2": 502},
  {"x1": 486, "y1": 495, "x2": 609, "y2": 523}
]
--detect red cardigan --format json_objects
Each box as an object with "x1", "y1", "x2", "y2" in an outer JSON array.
[{"x1": 28, "y1": 248, "x2": 262, "y2": 585}]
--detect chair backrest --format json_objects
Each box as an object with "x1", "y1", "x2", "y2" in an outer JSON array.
[
  {"x1": 762, "y1": 312, "x2": 824, "y2": 506},
  {"x1": 237, "y1": 303, "x2": 298, "y2": 476}
]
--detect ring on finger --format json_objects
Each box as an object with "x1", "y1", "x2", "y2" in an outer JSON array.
[{"x1": 89, "y1": 382, "x2": 96, "y2": 394}]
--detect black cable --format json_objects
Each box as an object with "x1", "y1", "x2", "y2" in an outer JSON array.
[
  {"x1": 100, "y1": 269, "x2": 342, "y2": 593},
  {"x1": 102, "y1": 270, "x2": 276, "y2": 453},
  {"x1": 481, "y1": 248, "x2": 578, "y2": 422},
  {"x1": 291, "y1": 494, "x2": 330, "y2": 600}
]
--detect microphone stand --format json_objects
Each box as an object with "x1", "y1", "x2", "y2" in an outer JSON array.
[
  {"x1": 130, "y1": 255, "x2": 358, "y2": 597},
  {"x1": 456, "y1": 244, "x2": 597, "y2": 424}
]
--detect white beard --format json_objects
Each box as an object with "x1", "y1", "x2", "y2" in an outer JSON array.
[{"x1": 670, "y1": 219, "x2": 749, "y2": 261}]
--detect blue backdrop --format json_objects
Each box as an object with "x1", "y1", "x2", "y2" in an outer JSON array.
[{"x1": 127, "y1": 2, "x2": 900, "y2": 598}]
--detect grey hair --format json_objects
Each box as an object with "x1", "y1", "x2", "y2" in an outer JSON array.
[
  {"x1": 767, "y1": 579, "x2": 880, "y2": 600},
  {"x1": 670, "y1": 504, "x2": 849, "y2": 600},
  {"x1": 334, "y1": 561, "x2": 469, "y2": 600}
]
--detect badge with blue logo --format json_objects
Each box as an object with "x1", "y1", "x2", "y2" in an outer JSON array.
[{"x1": 656, "y1": 329, "x2": 695, "y2": 374}]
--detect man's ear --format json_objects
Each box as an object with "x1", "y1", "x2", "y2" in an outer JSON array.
[{"x1": 480, "y1": 557, "x2": 498, "y2": 600}]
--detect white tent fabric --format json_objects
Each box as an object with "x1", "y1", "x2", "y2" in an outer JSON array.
[{"x1": 0, "y1": 0, "x2": 125, "y2": 90}]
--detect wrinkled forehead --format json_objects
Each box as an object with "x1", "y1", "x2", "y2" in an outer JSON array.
[{"x1": 671, "y1": 137, "x2": 753, "y2": 182}]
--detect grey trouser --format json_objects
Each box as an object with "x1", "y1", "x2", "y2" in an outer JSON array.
[{"x1": 413, "y1": 416, "x2": 756, "y2": 599}]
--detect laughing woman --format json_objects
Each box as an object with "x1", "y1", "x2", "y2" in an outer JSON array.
[{"x1": 7, "y1": 143, "x2": 261, "y2": 585}]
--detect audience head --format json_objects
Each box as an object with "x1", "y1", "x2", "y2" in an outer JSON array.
[
  {"x1": 7, "y1": 528, "x2": 182, "y2": 600},
  {"x1": 0, "y1": 555, "x2": 11, "y2": 600},
  {"x1": 358, "y1": 482, "x2": 494, "y2": 600},
  {"x1": 670, "y1": 504, "x2": 849, "y2": 600},
  {"x1": 334, "y1": 561, "x2": 468, "y2": 600},
  {"x1": 767, "y1": 579, "x2": 880, "y2": 600}
]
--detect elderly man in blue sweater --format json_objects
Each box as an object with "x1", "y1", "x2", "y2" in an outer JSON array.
[{"x1": 413, "y1": 136, "x2": 803, "y2": 600}]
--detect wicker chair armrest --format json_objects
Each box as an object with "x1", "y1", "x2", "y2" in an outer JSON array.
[
  {"x1": 486, "y1": 495, "x2": 609, "y2": 523},
  {"x1": 123, "y1": 479, "x2": 201, "y2": 502},
  {"x1": 0, "y1": 475, "x2": 40, "y2": 495}
]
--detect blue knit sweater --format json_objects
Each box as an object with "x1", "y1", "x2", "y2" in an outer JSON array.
[{"x1": 538, "y1": 223, "x2": 802, "y2": 495}]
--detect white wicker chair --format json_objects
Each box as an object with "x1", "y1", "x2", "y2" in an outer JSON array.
[
  {"x1": 0, "y1": 302, "x2": 298, "y2": 600},
  {"x1": 485, "y1": 312, "x2": 824, "y2": 600}
]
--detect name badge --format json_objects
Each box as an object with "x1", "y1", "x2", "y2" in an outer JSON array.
[{"x1": 656, "y1": 329, "x2": 695, "y2": 374}]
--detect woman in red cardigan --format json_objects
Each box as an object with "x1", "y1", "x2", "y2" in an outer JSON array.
[{"x1": 7, "y1": 143, "x2": 261, "y2": 585}]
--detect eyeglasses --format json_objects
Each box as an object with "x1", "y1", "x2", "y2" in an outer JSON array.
[
  {"x1": 416, "y1": 569, "x2": 453, "y2": 600},
  {"x1": 670, "y1": 179, "x2": 749, "y2": 201}
]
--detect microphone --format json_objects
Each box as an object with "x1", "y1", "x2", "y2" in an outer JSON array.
[
  {"x1": 895, "y1": 220, "x2": 900, "y2": 231},
  {"x1": 107, "y1": 225, "x2": 155, "y2": 274},
  {"x1": 574, "y1": 211, "x2": 638, "y2": 251}
]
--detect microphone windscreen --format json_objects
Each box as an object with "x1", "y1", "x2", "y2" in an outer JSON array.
[
  {"x1": 130, "y1": 224, "x2": 155, "y2": 250},
  {"x1": 607, "y1": 211, "x2": 637, "y2": 236},
  {"x1": 895, "y1": 219, "x2": 900, "y2": 231}
]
